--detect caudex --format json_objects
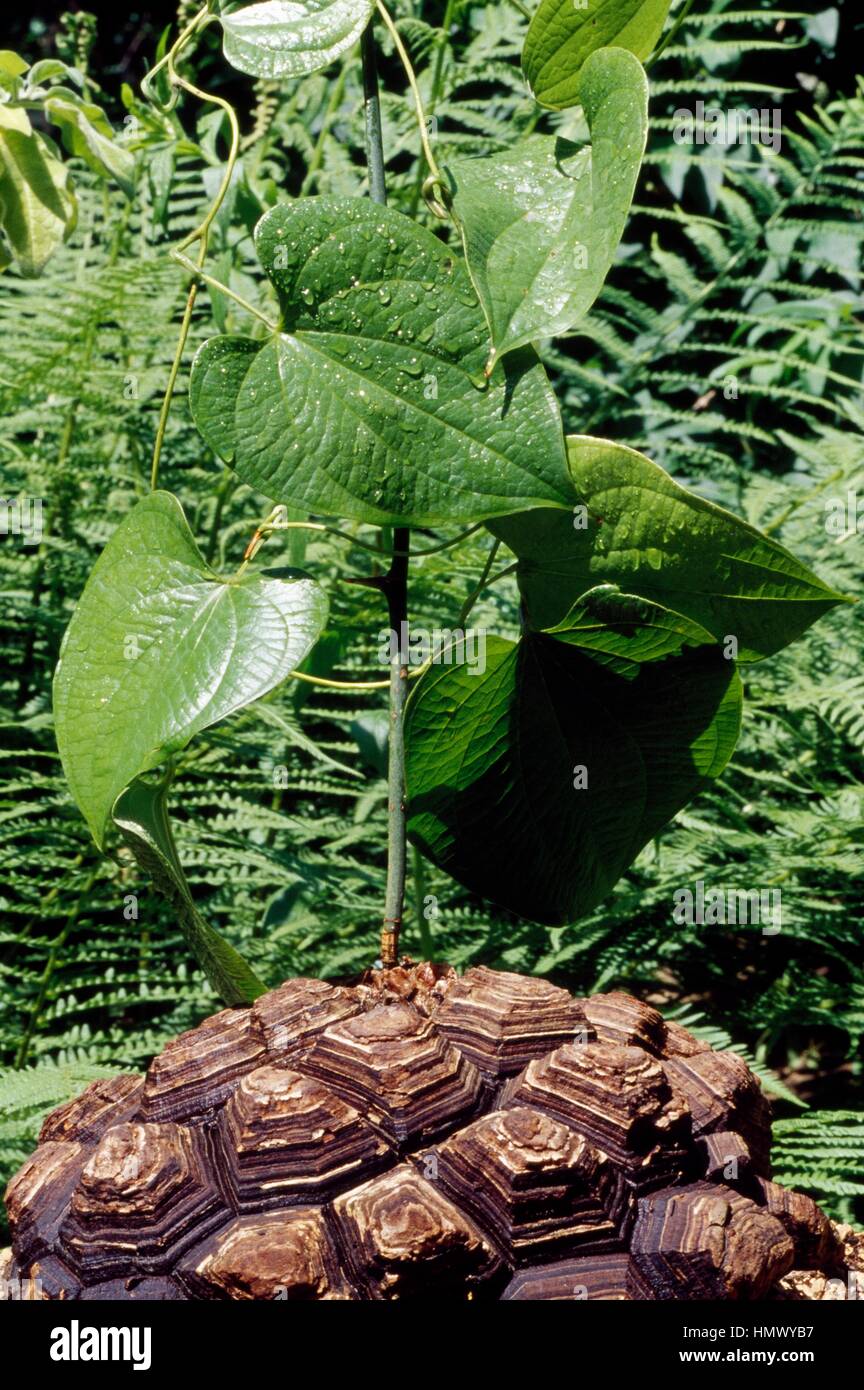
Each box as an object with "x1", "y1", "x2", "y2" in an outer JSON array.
[{"x1": 52, "y1": 2, "x2": 846, "y2": 1000}]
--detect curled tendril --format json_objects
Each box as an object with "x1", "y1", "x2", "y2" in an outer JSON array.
[
  {"x1": 140, "y1": 68, "x2": 180, "y2": 113},
  {"x1": 140, "y1": 4, "x2": 214, "y2": 116},
  {"x1": 422, "y1": 173, "x2": 451, "y2": 221}
]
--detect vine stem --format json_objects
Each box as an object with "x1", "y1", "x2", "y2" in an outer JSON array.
[
  {"x1": 458, "y1": 543, "x2": 512, "y2": 627},
  {"x1": 361, "y1": 20, "x2": 387, "y2": 205},
  {"x1": 361, "y1": 17, "x2": 412, "y2": 968},
  {"x1": 245, "y1": 515, "x2": 482, "y2": 558},
  {"x1": 150, "y1": 259, "x2": 202, "y2": 490},
  {"x1": 140, "y1": 4, "x2": 213, "y2": 110},
  {"x1": 170, "y1": 248, "x2": 278, "y2": 331},
  {"x1": 290, "y1": 667, "x2": 419, "y2": 692},
  {"x1": 381, "y1": 530, "x2": 410, "y2": 967},
  {"x1": 375, "y1": 1, "x2": 448, "y2": 216},
  {"x1": 408, "y1": 0, "x2": 455, "y2": 215},
  {"x1": 148, "y1": 52, "x2": 241, "y2": 490}
]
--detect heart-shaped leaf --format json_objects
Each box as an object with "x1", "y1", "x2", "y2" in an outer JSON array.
[
  {"x1": 524, "y1": 0, "x2": 672, "y2": 109},
  {"x1": 405, "y1": 625, "x2": 741, "y2": 925},
  {"x1": 113, "y1": 774, "x2": 266, "y2": 1005},
  {"x1": 53, "y1": 490, "x2": 328, "y2": 848},
  {"x1": 445, "y1": 48, "x2": 647, "y2": 370},
  {"x1": 189, "y1": 197, "x2": 571, "y2": 526},
  {"x1": 489, "y1": 436, "x2": 847, "y2": 660},
  {"x1": 220, "y1": 0, "x2": 376, "y2": 80}
]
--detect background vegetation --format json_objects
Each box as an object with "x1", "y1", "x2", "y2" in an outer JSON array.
[{"x1": 1, "y1": 0, "x2": 862, "y2": 1235}]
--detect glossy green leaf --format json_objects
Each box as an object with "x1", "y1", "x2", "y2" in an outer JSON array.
[
  {"x1": 190, "y1": 197, "x2": 571, "y2": 526},
  {"x1": 405, "y1": 628, "x2": 742, "y2": 925},
  {"x1": 489, "y1": 436, "x2": 848, "y2": 660},
  {"x1": 0, "y1": 106, "x2": 76, "y2": 276},
  {"x1": 220, "y1": 0, "x2": 375, "y2": 79},
  {"x1": 189, "y1": 334, "x2": 258, "y2": 464},
  {"x1": 524, "y1": 0, "x2": 672, "y2": 109},
  {"x1": 445, "y1": 48, "x2": 647, "y2": 368},
  {"x1": 53, "y1": 491, "x2": 328, "y2": 848},
  {"x1": 43, "y1": 89, "x2": 135, "y2": 197},
  {"x1": 113, "y1": 774, "x2": 266, "y2": 1005}
]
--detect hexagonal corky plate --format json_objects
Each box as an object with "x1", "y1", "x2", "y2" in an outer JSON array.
[{"x1": 4, "y1": 966, "x2": 844, "y2": 1301}]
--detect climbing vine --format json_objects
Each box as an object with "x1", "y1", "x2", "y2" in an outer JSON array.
[{"x1": 50, "y1": 0, "x2": 843, "y2": 999}]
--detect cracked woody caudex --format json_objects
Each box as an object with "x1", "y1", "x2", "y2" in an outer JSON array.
[{"x1": 5, "y1": 966, "x2": 841, "y2": 1301}]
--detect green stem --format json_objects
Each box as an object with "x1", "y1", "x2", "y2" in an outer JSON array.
[
  {"x1": 148, "y1": 68, "x2": 242, "y2": 490},
  {"x1": 150, "y1": 267, "x2": 202, "y2": 490},
  {"x1": 457, "y1": 540, "x2": 510, "y2": 626},
  {"x1": 289, "y1": 668, "x2": 396, "y2": 692},
  {"x1": 381, "y1": 527, "x2": 410, "y2": 967},
  {"x1": 361, "y1": 21, "x2": 387, "y2": 205},
  {"x1": 408, "y1": 0, "x2": 455, "y2": 215},
  {"x1": 362, "y1": 16, "x2": 411, "y2": 967},
  {"x1": 376, "y1": 2, "x2": 442, "y2": 187},
  {"x1": 170, "y1": 248, "x2": 278, "y2": 330},
  {"x1": 141, "y1": 3, "x2": 213, "y2": 109},
  {"x1": 255, "y1": 516, "x2": 482, "y2": 557}
]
